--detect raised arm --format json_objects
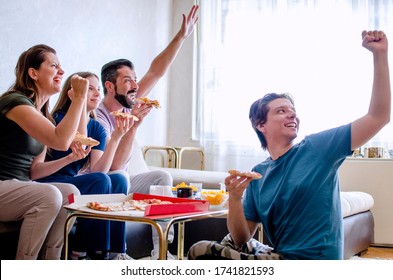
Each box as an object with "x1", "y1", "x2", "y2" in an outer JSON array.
[
  {"x1": 90, "y1": 116, "x2": 134, "y2": 172},
  {"x1": 6, "y1": 75, "x2": 88, "y2": 151},
  {"x1": 137, "y1": 4, "x2": 199, "y2": 97},
  {"x1": 351, "y1": 30, "x2": 391, "y2": 150}
]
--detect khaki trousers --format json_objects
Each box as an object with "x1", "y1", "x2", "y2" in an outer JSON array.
[{"x1": 0, "y1": 179, "x2": 80, "y2": 259}]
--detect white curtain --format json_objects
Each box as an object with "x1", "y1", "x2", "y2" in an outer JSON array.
[{"x1": 197, "y1": 0, "x2": 393, "y2": 171}]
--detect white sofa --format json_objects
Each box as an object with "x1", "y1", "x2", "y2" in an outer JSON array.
[{"x1": 127, "y1": 142, "x2": 228, "y2": 189}]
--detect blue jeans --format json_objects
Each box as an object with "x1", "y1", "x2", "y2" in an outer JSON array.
[{"x1": 39, "y1": 172, "x2": 128, "y2": 253}]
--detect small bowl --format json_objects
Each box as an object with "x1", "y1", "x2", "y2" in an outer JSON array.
[
  {"x1": 172, "y1": 182, "x2": 199, "y2": 198},
  {"x1": 177, "y1": 187, "x2": 193, "y2": 198},
  {"x1": 201, "y1": 190, "x2": 228, "y2": 210}
]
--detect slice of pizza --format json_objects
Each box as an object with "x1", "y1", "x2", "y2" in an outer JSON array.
[
  {"x1": 142, "y1": 198, "x2": 173, "y2": 205},
  {"x1": 228, "y1": 169, "x2": 262, "y2": 180},
  {"x1": 110, "y1": 111, "x2": 139, "y2": 121},
  {"x1": 135, "y1": 97, "x2": 161, "y2": 109},
  {"x1": 86, "y1": 198, "x2": 174, "y2": 212},
  {"x1": 73, "y1": 132, "x2": 100, "y2": 147},
  {"x1": 87, "y1": 201, "x2": 112, "y2": 211},
  {"x1": 87, "y1": 201, "x2": 139, "y2": 212},
  {"x1": 128, "y1": 199, "x2": 150, "y2": 211},
  {"x1": 121, "y1": 200, "x2": 138, "y2": 211}
]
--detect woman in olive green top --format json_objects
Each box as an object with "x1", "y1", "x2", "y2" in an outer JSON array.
[{"x1": 0, "y1": 44, "x2": 87, "y2": 259}]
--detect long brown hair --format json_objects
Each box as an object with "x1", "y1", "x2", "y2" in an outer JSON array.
[
  {"x1": 52, "y1": 71, "x2": 99, "y2": 119},
  {"x1": 1, "y1": 44, "x2": 57, "y2": 123}
]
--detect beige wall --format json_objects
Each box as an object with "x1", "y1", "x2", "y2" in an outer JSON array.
[
  {"x1": 0, "y1": 0, "x2": 175, "y2": 147},
  {"x1": 339, "y1": 158, "x2": 393, "y2": 245},
  {"x1": 166, "y1": 0, "x2": 198, "y2": 148}
]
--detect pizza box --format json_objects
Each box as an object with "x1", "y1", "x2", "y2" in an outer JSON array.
[{"x1": 66, "y1": 193, "x2": 209, "y2": 217}]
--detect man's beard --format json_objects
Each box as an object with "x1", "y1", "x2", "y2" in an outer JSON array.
[{"x1": 114, "y1": 90, "x2": 136, "y2": 109}]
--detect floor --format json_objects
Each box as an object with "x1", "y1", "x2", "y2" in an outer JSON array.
[
  {"x1": 359, "y1": 246, "x2": 393, "y2": 259},
  {"x1": 138, "y1": 246, "x2": 393, "y2": 260}
]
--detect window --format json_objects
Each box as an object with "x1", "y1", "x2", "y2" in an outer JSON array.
[{"x1": 197, "y1": 0, "x2": 393, "y2": 170}]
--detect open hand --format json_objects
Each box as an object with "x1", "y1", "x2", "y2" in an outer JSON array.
[{"x1": 179, "y1": 4, "x2": 199, "y2": 40}]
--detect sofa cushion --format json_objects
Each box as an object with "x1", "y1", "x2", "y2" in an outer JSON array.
[
  {"x1": 341, "y1": 191, "x2": 374, "y2": 218},
  {"x1": 127, "y1": 140, "x2": 149, "y2": 175}
]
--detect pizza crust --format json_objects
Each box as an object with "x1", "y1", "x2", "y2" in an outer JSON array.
[
  {"x1": 228, "y1": 169, "x2": 262, "y2": 180},
  {"x1": 110, "y1": 111, "x2": 139, "y2": 121},
  {"x1": 136, "y1": 97, "x2": 161, "y2": 109},
  {"x1": 86, "y1": 202, "x2": 112, "y2": 211},
  {"x1": 73, "y1": 132, "x2": 100, "y2": 147}
]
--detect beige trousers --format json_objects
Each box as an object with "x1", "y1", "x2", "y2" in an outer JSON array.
[{"x1": 0, "y1": 179, "x2": 80, "y2": 260}]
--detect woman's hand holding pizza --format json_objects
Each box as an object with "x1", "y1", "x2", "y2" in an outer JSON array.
[{"x1": 67, "y1": 141, "x2": 92, "y2": 162}]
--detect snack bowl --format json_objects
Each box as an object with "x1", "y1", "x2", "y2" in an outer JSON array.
[
  {"x1": 201, "y1": 190, "x2": 229, "y2": 210},
  {"x1": 172, "y1": 182, "x2": 198, "y2": 198}
]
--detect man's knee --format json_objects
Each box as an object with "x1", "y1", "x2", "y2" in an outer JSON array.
[{"x1": 153, "y1": 170, "x2": 173, "y2": 186}]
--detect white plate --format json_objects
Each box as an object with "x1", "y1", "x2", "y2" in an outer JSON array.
[{"x1": 208, "y1": 204, "x2": 227, "y2": 211}]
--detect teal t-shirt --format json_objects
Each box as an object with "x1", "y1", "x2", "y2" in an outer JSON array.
[
  {"x1": 0, "y1": 93, "x2": 44, "y2": 181},
  {"x1": 243, "y1": 124, "x2": 352, "y2": 260}
]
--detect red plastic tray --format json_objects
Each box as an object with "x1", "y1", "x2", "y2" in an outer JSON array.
[{"x1": 132, "y1": 193, "x2": 209, "y2": 216}]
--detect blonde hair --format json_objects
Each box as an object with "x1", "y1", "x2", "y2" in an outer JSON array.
[{"x1": 52, "y1": 71, "x2": 99, "y2": 119}]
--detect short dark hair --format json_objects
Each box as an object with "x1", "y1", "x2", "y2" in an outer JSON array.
[
  {"x1": 249, "y1": 93, "x2": 295, "y2": 150},
  {"x1": 100, "y1": 59, "x2": 134, "y2": 95}
]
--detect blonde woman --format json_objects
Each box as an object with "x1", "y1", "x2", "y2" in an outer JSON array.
[{"x1": 30, "y1": 72, "x2": 133, "y2": 260}]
